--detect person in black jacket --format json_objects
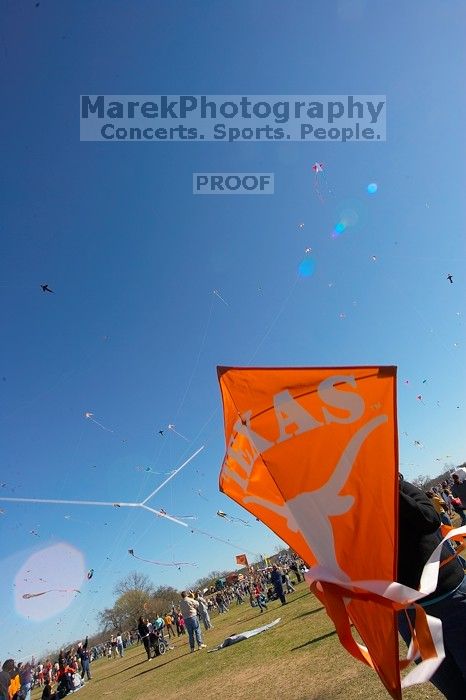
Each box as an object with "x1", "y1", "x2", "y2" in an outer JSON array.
[
  {"x1": 270, "y1": 564, "x2": 286, "y2": 605},
  {"x1": 398, "y1": 477, "x2": 466, "y2": 699},
  {"x1": 137, "y1": 617, "x2": 152, "y2": 660},
  {"x1": 77, "y1": 637, "x2": 91, "y2": 680}
]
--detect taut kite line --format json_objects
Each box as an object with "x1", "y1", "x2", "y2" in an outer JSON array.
[{"x1": 128, "y1": 549, "x2": 197, "y2": 567}]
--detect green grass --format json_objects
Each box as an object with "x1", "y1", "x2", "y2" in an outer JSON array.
[{"x1": 33, "y1": 583, "x2": 444, "y2": 700}]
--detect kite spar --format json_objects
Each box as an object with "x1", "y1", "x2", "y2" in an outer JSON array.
[{"x1": 0, "y1": 446, "x2": 205, "y2": 529}]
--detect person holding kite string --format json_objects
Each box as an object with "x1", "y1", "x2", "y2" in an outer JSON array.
[
  {"x1": 195, "y1": 591, "x2": 213, "y2": 630},
  {"x1": 179, "y1": 591, "x2": 207, "y2": 652},
  {"x1": 398, "y1": 477, "x2": 466, "y2": 699}
]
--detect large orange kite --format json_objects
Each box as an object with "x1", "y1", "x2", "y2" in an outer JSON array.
[{"x1": 218, "y1": 366, "x2": 448, "y2": 699}]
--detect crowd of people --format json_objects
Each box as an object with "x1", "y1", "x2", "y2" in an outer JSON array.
[
  {"x1": 10, "y1": 471, "x2": 466, "y2": 700},
  {"x1": 424, "y1": 470, "x2": 466, "y2": 528},
  {"x1": 398, "y1": 471, "x2": 466, "y2": 698},
  {"x1": 1, "y1": 637, "x2": 92, "y2": 700},
  {"x1": 0, "y1": 555, "x2": 305, "y2": 698}
]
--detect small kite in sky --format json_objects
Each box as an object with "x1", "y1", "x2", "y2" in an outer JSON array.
[
  {"x1": 447, "y1": 274, "x2": 453, "y2": 284},
  {"x1": 87, "y1": 569, "x2": 94, "y2": 580},
  {"x1": 135, "y1": 465, "x2": 159, "y2": 474},
  {"x1": 216, "y1": 510, "x2": 251, "y2": 526},
  {"x1": 84, "y1": 411, "x2": 113, "y2": 433},
  {"x1": 168, "y1": 424, "x2": 189, "y2": 441},
  {"x1": 158, "y1": 430, "x2": 164, "y2": 436},
  {"x1": 298, "y1": 222, "x2": 305, "y2": 230},
  {"x1": 128, "y1": 548, "x2": 196, "y2": 567},
  {"x1": 311, "y1": 162, "x2": 330, "y2": 203},
  {"x1": 22, "y1": 589, "x2": 80, "y2": 599},
  {"x1": 40, "y1": 284, "x2": 54, "y2": 293},
  {"x1": 157, "y1": 507, "x2": 196, "y2": 521},
  {"x1": 213, "y1": 289, "x2": 229, "y2": 306},
  {"x1": 414, "y1": 440, "x2": 424, "y2": 448}
]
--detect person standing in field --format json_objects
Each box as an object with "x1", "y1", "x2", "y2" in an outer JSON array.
[
  {"x1": 179, "y1": 591, "x2": 206, "y2": 652},
  {"x1": 270, "y1": 564, "x2": 287, "y2": 605},
  {"x1": 164, "y1": 612, "x2": 175, "y2": 638},
  {"x1": 137, "y1": 617, "x2": 152, "y2": 660},
  {"x1": 195, "y1": 591, "x2": 213, "y2": 630}
]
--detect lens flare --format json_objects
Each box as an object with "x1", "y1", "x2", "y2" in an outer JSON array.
[
  {"x1": 333, "y1": 198, "x2": 366, "y2": 237},
  {"x1": 15, "y1": 542, "x2": 86, "y2": 621},
  {"x1": 332, "y1": 221, "x2": 346, "y2": 237},
  {"x1": 367, "y1": 183, "x2": 378, "y2": 194},
  {"x1": 298, "y1": 258, "x2": 315, "y2": 277}
]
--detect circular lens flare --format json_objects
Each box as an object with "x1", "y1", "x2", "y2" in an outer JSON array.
[
  {"x1": 15, "y1": 542, "x2": 86, "y2": 621},
  {"x1": 298, "y1": 258, "x2": 315, "y2": 277},
  {"x1": 332, "y1": 221, "x2": 346, "y2": 237},
  {"x1": 367, "y1": 183, "x2": 378, "y2": 194}
]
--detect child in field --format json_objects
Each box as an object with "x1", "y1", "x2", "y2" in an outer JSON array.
[
  {"x1": 254, "y1": 584, "x2": 268, "y2": 612},
  {"x1": 178, "y1": 613, "x2": 186, "y2": 635}
]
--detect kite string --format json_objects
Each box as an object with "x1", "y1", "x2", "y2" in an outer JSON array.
[
  {"x1": 247, "y1": 274, "x2": 299, "y2": 364},
  {"x1": 173, "y1": 295, "x2": 215, "y2": 422},
  {"x1": 165, "y1": 271, "x2": 301, "y2": 458}
]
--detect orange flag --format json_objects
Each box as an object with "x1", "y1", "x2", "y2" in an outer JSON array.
[
  {"x1": 217, "y1": 365, "x2": 437, "y2": 699},
  {"x1": 236, "y1": 554, "x2": 249, "y2": 567}
]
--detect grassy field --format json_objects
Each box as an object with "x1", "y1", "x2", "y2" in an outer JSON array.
[{"x1": 32, "y1": 583, "x2": 444, "y2": 700}]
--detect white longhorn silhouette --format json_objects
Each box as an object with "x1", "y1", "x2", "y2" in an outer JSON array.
[{"x1": 244, "y1": 414, "x2": 388, "y2": 581}]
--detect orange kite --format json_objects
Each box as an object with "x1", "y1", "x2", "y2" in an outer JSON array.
[
  {"x1": 218, "y1": 366, "x2": 446, "y2": 699},
  {"x1": 235, "y1": 554, "x2": 249, "y2": 567}
]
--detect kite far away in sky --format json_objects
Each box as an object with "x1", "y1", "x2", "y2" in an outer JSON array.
[
  {"x1": 22, "y1": 589, "x2": 81, "y2": 599},
  {"x1": 311, "y1": 162, "x2": 328, "y2": 203},
  {"x1": 216, "y1": 510, "x2": 251, "y2": 526}
]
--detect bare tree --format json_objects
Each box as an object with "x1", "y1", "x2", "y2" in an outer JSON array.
[
  {"x1": 113, "y1": 571, "x2": 154, "y2": 597},
  {"x1": 190, "y1": 570, "x2": 231, "y2": 591},
  {"x1": 411, "y1": 474, "x2": 431, "y2": 491},
  {"x1": 98, "y1": 605, "x2": 126, "y2": 632}
]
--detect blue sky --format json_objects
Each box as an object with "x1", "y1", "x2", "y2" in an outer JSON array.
[{"x1": 1, "y1": 0, "x2": 465, "y2": 661}]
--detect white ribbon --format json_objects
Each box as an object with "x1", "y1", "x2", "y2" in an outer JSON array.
[{"x1": 304, "y1": 524, "x2": 466, "y2": 688}]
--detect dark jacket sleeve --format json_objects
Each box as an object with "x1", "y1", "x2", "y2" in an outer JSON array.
[{"x1": 399, "y1": 479, "x2": 440, "y2": 534}]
